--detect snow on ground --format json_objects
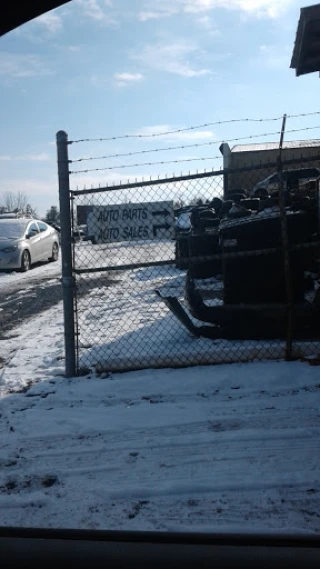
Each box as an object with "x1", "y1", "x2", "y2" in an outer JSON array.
[
  {"x1": 75, "y1": 239, "x2": 174, "y2": 270},
  {"x1": 0, "y1": 304, "x2": 64, "y2": 395},
  {"x1": 0, "y1": 258, "x2": 61, "y2": 292},
  {"x1": 75, "y1": 242, "x2": 320, "y2": 372},
  {"x1": 1, "y1": 239, "x2": 320, "y2": 532},
  {"x1": 0, "y1": 310, "x2": 320, "y2": 533}
]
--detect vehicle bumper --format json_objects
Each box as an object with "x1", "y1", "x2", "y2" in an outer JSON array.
[{"x1": 0, "y1": 250, "x2": 22, "y2": 270}]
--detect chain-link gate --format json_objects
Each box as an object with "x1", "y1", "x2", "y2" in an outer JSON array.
[{"x1": 67, "y1": 156, "x2": 320, "y2": 374}]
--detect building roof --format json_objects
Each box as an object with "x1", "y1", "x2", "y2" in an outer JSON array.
[
  {"x1": 291, "y1": 3, "x2": 320, "y2": 76},
  {"x1": 231, "y1": 139, "x2": 320, "y2": 153}
]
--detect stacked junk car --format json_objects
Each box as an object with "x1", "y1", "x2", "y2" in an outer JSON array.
[{"x1": 158, "y1": 166, "x2": 320, "y2": 344}]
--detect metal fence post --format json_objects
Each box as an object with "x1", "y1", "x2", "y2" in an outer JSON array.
[
  {"x1": 277, "y1": 115, "x2": 294, "y2": 360},
  {"x1": 56, "y1": 130, "x2": 76, "y2": 377}
]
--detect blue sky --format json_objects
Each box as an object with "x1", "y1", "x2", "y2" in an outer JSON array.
[{"x1": 0, "y1": 0, "x2": 319, "y2": 216}]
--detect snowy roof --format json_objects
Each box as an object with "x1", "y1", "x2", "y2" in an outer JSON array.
[{"x1": 231, "y1": 139, "x2": 320, "y2": 153}]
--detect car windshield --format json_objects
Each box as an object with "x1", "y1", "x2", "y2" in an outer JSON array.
[
  {"x1": 0, "y1": 220, "x2": 27, "y2": 239},
  {"x1": 1, "y1": 0, "x2": 320, "y2": 543}
]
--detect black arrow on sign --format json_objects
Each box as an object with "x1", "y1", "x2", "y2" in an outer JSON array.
[
  {"x1": 153, "y1": 223, "x2": 171, "y2": 237},
  {"x1": 152, "y1": 209, "x2": 171, "y2": 217}
]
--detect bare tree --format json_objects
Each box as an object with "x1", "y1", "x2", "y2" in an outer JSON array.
[
  {"x1": 1, "y1": 190, "x2": 27, "y2": 212},
  {"x1": 25, "y1": 203, "x2": 38, "y2": 217},
  {"x1": 0, "y1": 191, "x2": 37, "y2": 216}
]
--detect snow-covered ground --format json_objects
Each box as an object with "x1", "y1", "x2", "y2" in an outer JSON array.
[
  {"x1": 1, "y1": 239, "x2": 320, "y2": 532},
  {"x1": 74, "y1": 242, "x2": 320, "y2": 372},
  {"x1": 0, "y1": 303, "x2": 320, "y2": 532},
  {"x1": 0, "y1": 258, "x2": 61, "y2": 292},
  {"x1": 75, "y1": 239, "x2": 174, "y2": 270}
]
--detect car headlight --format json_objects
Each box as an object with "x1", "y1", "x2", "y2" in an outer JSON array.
[{"x1": 1, "y1": 246, "x2": 18, "y2": 253}]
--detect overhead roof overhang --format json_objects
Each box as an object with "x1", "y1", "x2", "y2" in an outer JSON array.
[
  {"x1": 291, "y1": 3, "x2": 320, "y2": 76},
  {"x1": 0, "y1": 1, "x2": 71, "y2": 37}
]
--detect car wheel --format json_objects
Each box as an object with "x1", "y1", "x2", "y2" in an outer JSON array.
[
  {"x1": 21, "y1": 250, "x2": 31, "y2": 272},
  {"x1": 49, "y1": 242, "x2": 59, "y2": 262}
]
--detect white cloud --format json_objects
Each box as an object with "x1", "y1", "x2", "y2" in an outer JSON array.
[
  {"x1": 132, "y1": 41, "x2": 211, "y2": 78},
  {"x1": 186, "y1": 0, "x2": 293, "y2": 18},
  {"x1": 35, "y1": 12, "x2": 63, "y2": 34},
  {"x1": 196, "y1": 15, "x2": 220, "y2": 35},
  {"x1": 83, "y1": 0, "x2": 104, "y2": 20},
  {"x1": 259, "y1": 44, "x2": 291, "y2": 68},
  {"x1": 138, "y1": 6, "x2": 179, "y2": 21},
  {"x1": 0, "y1": 153, "x2": 50, "y2": 162},
  {"x1": 76, "y1": 0, "x2": 116, "y2": 23},
  {"x1": 0, "y1": 178, "x2": 57, "y2": 198},
  {"x1": 19, "y1": 153, "x2": 51, "y2": 162},
  {"x1": 138, "y1": 0, "x2": 294, "y2": 20},
  {"x1": 225, "y1": 0, "x2": 293, "y2": 18},
  {"x1": 136, "y1": 125, "x2": 178, "y2": 137},
  {"x1": 114, "y1": 72, "x2": 144, "y2": 87},
  {"x1": 10, "y1": 11, "x2": 63, "y2": 43},
  {"x1": 71, "y1": 170, "x2": 145, "y2": 190},
  {"x1": 0, "y1": 52, "x2": 54, "y2": 78},
  {"x1": 168, "y1": 130, "x2": 215, "y2": 142},
  {"x1": 68, "y1": 45, "x2": 81, "y2": 52},
  {"x1": 139, "y1": 12, "x2": 166, "y2": 21},
  {"x1": 134, "y1": 125, "x2": 215, "y2": 142}
]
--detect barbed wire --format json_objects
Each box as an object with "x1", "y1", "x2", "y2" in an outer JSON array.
[
  {"x1": 68, "y1": 111, "x2": 320, "y2": 144},
  {"x1": 69, "y1": 155, "x2": 222, "y2": 174},
  {"x1": 69, "y1": 124, "x2": 320, "y2": 170},
  {"x1": 287, "y1": 111, "x2": 320, "y2": 119}
]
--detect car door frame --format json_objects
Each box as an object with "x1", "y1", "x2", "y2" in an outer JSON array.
[
  {"x1": 25, "y1": 221, "x2": 42, "y2": 263},
  {"x1": 37, "y1": 220, "x2": 53, "y2": 259}
]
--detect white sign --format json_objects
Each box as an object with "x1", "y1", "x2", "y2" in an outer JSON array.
[{"x1": 87, "y1": 201, "x2": 174, "y2": 243}]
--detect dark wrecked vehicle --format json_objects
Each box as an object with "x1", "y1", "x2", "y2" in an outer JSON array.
[
  {"x1": 175, "y1": 199, "x2": 227, "y2": 275},
  {"x1": 250, "y1": 167, "x2": 320, "y2": 197},
  {"x1": 161, "y1": 181, "x2": 320, "y2": 341}
]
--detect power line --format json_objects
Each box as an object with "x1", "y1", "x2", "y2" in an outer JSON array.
[
  {"x1": 68, "y1": 110, "x2": 320, "y2": 144},
  {"x1": 69, "y1": 155, "x2": 222, "y2": 174},
  {"x1": 70, "y1": 124, "x2": 320, "y2": 165}
]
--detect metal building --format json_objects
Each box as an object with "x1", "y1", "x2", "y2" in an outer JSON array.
[{"x1": 220, "y1": 140, "x2": 320, "y2": 194}]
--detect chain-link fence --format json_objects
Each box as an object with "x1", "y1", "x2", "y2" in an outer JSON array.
[{"x1": 69, "y1": 154, "x2": 320, "y2": 374}]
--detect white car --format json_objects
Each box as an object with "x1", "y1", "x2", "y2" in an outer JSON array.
[{"x1": 0, "y1": 218, "x2": 60, "y2": 271}]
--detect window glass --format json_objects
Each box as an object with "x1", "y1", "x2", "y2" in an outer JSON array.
[
  {"x1": 2, "y1": 0, "x2": 320, "y2": 541},
  {"x1": 28, "y1": 222, "x2": 39, "y2": 234},
  {"x1": 38, "y1": 221, "x2": 48, "y2": 233}
]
